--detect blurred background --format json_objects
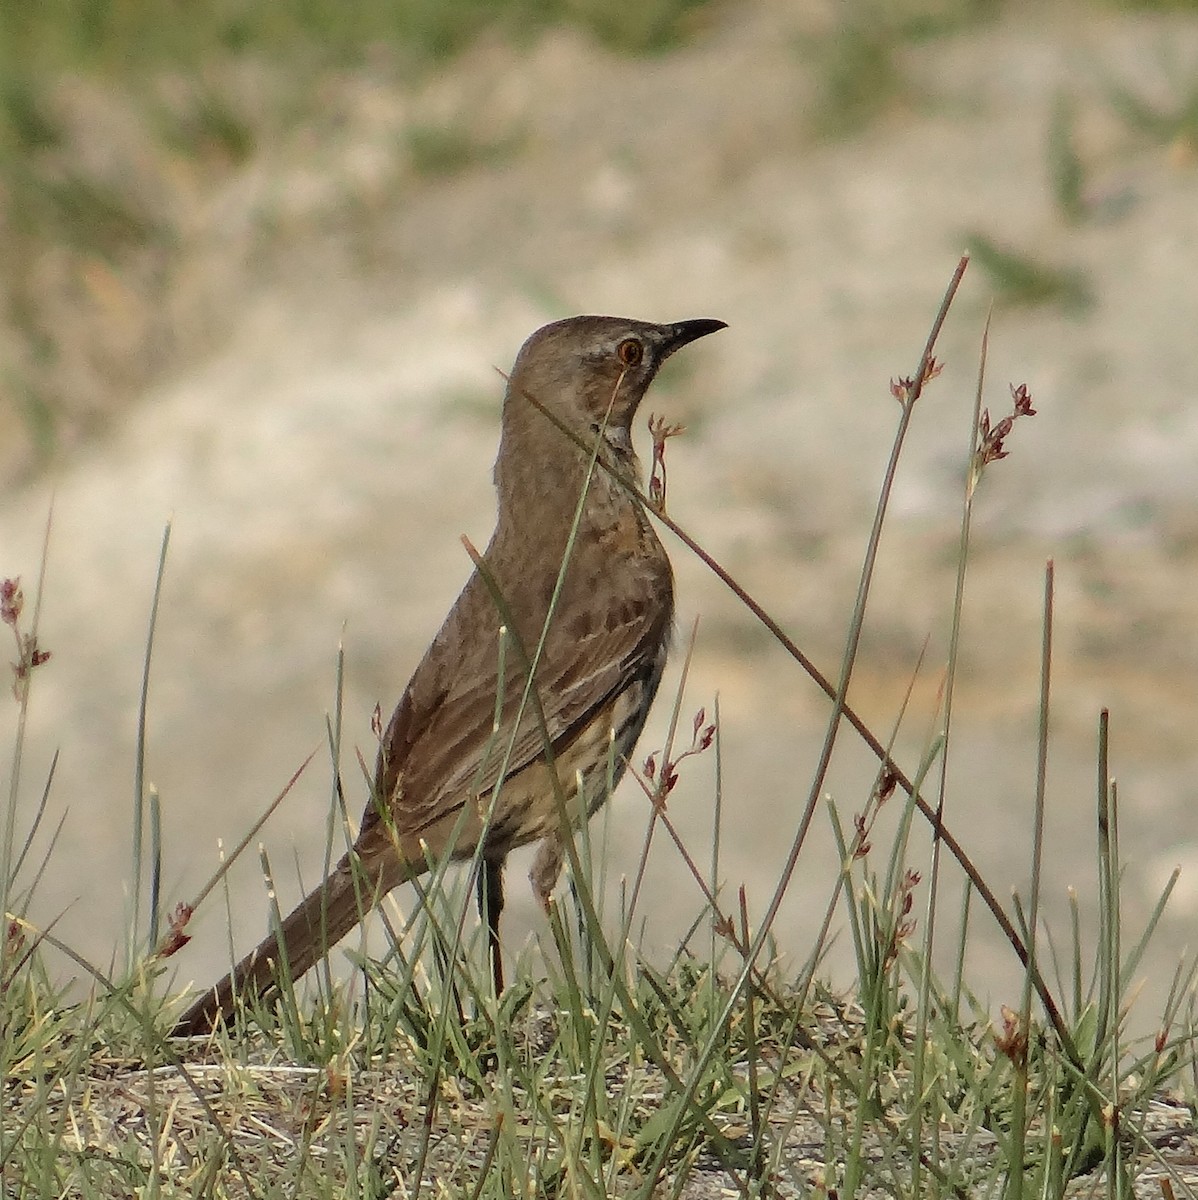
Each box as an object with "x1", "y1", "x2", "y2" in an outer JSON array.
[{"x1": 2, "y1": 0, "x2": 1197, "y2": 1031}]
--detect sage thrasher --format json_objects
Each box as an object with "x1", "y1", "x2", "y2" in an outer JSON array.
[{"x1": 174, "y1": 314, "x2": 725, "y2": 1034}]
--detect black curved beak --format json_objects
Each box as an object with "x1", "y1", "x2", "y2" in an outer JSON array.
[{"x1": 659, "y1": 318, "x2": 728, "y2": 358}]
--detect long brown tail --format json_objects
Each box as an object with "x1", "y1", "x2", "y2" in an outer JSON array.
[{"x1": 172, "y1": 850, "x2": 397, "y2": 1036}]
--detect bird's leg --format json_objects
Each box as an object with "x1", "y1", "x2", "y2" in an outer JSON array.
[
  {"x1": 477, "y1": 857, "x2": 506, "y2": 995},
  {"x1": 529, "y1": 835, "x2": 565, "y2": 912}
]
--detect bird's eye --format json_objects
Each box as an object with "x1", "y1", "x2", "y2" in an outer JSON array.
[{"x1": 616, "y1": 338, "x2": 644, "y2": 367}]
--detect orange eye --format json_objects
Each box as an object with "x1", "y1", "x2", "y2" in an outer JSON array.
[{"x1": 616, "y1": 338, "x2": 643, "y2": 367}]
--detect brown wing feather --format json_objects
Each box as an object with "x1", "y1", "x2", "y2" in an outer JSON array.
[{"x1": 364, "y1": 527, "x2": 671, "y2": 858}]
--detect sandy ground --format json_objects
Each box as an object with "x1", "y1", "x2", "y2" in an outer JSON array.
[{"x1": 3, "y1": 3, "x2": 1197, "y2": 1034}]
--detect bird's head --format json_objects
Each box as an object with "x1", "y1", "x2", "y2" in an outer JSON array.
[{"x1": 502, "y1": 315, "x2": 726, "y2": 457}]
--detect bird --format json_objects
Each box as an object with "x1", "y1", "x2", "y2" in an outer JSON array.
[{"x1": 173, "y1": 314, "x2": 726, "y2": 1035}]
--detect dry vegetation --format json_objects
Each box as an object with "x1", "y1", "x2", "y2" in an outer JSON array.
[{"x1": 5, "y1": 1, "x2": 1198, "y2": 1195}]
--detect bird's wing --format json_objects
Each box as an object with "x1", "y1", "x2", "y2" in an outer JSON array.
[{"x1": 367, "y1": 560, "x2": 671, "y2": 845}]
